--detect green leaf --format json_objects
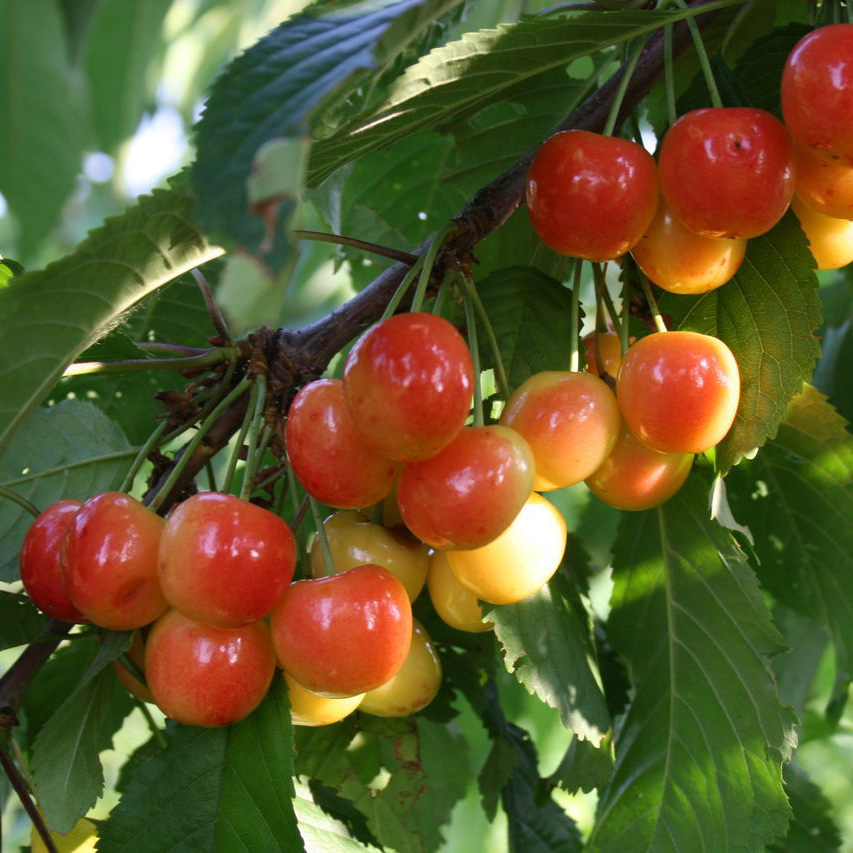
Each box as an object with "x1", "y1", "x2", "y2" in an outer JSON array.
[
  {"x1": 0, "y1": 0, "x2": 86, "y2": 259},
  {"x1": 293, "y1": 781, "x2": 368, "y2": 851},
  {"x1": 0, "y1": 591, "x2": 48, "y2": 650},
  {"x1": 0, "y1": 400, "x2": 132, "y2": 581},
  {"x1": 547, "y1": 732, "x2": 615, "y2": 796},
  {"x1": 475, "y1": 266, "x2": 572, "y2": 392},
  {"x1": 0, "y1": 258, "x2": 24, "y2": 289},
  {"x1": 0, "y1": 182, "x2": 223, "y2": 463},
  {"x1": 486, "y1": 569, "x2": 610, "y2": 742},
  {"x1": 769, "y1": 764, "x2": 842, "y2": 852},
  {"x1": 84, "y1": 0, "x2": 173, "y2": 152},
  {"x1": 588, "y1": 475, "x2": 797, "y2": 852},
  {"x1": 191, "y1": 0, "x2": 464, "y2": 266},
  {"x1": 31, "y1": 668, "x2": 134, "y2": 833},
  {"x1": 659, "y1": 213, "x2": 821, "y2": 473}
]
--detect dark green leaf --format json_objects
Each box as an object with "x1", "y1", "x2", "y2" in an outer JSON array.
[
  {"x1": 772, "y1": 605, "x2": 828, "y2": 720},
  {"x1": 769, "y1": 764, "x2": 842, "y2": 852},
  {"x1": 547, "y1": 732, "x2": 614, "y2": 796},
  {"x1": 58, "y1": 0, "x2": 101, "y2": 63},
  {"x1": 0, "y1": 591, "x2": 49, "y2": 650},
  {"x1": 588, "y1": 475, "x2": 797, "y2": 851},
  {"x1": 479, "y1": 736, "x2": 517, "y2": 821}
]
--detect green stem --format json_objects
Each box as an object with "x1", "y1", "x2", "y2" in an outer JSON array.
[
  {"x1": 672, "y1": 0, "x2": 722, "y2": 108},
  {"x1": 410, "y1": 222, "x2": 458, "y2": 314},
  {"x1": 120, "y1": 421, "x2": 168, "y2": 493},
  {"x1": 255, "y1": 464, "x2": 288, "y2": 492},
  {"x1": 62, "y1": 347, "x2": 236, "y2": 378},
  {"x1": 620, "y1": 273, "x2": 631, "y2": 356},
  {"x1": 293, "y1": 229, "x2": 418, "y2": 266},
  {"x1": 222, "y1": 380, "x2": 259, "y2": 495},
  {"x1": 379, "y1": 253, "x2": 427, "y2": 322},
  {"x1": 432, "y1": 269, "x2": 454, "y2": 317},
  {"x1": 309, "y1": 495, "x2": 336, "y2": 577},
  {"x1": 0, "y1": 487, "x2": 40, "y2": 518},
  {"x1": 463, "y1": 276, "x2": 509, "y2": 399},
  {"x1": 602, "y1": 38, "x2": 646, "y2": 137},
  {"x1": 593, "y1": 264, "x2": 622, "y2": 339},
  {"x1": 664, "y1": 23, "x2": 677, "y2": 125},
  {"x1": 569, "y1": 261, "x2": 583, "y2": 372},
  {"x1": 463, "y1": 278, "x2": 484, "y2": 428},
  {"x1": 135, "y1": 342, "x2": 208, "y2": 357},
  {"x1": 638, "y1": 269, "x2": 669, "y2": 333},
  {"x1": 205, "y1": 460, "x2": 218, "y2": 492},
  {"x1": 136, "y1": 699, "x2": 167, "y2": 749},
  {"x1": 240, "y1": 375, "x2": 268, "y2": 502}
]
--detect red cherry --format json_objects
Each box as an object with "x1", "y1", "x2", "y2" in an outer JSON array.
[
  {"x1": 397, "y1": 425, "x2": 535, "y2": 550},
  {"x1": 782, "y1": 24, "x2": 853, "y2": 165},
  {"x1": 659, "y1": 107, "x2": 795, "y2": 239},
  {"x1": 145, "y1": 610, "x2": 276, "y2": 727},
  {"x1": 270, "y1": 564, "x2": 412, "y2": 698},
  {"x1": 343, "y1": 313, "x2": 473, "y2": 462},
  {"x1": 20, "y1": 499, "x2": 85, "y2": 623},
  {"x1": 285, "y1": 379, "x2": 396, "y2": 509},
  {"x1": 62, "y1": 492, "x2": 167, "y2": 630},
  {"x1": 526, "y1": 129, "x2": 659, "y2": 261},
  {"x1": 158, "y1": 492, "x2": 296, "y2": 628},
  {"x1": 794, "y1": 143, "x2": 853, "y2": 219}
]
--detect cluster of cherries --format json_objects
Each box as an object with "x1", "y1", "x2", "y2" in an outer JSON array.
[{"x1": 528, "y1": 24, "x2": 853, "y2": 286}]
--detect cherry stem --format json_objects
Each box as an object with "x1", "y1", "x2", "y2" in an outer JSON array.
[
  {"x1": 0, "y1": 487, "x2": 40, "y2": 518},
  {"x1": 620, "y1": 273, "x2": 631, "y2": 355},
  {"x1": 223, "y1": 378, "x2": 260, "y2": 495},
  {"x1": 569, "y1": 261, "x2": 582, "y2": 373},
  {"x1": 118, "y1": 652, "x2": 147, "y2": 686},
  {"x1": 205, "y1": 460, "x2": 218, "y2": 491},
  {"x1": 664, "y1": 23, "x2": 677, "y2": 125},
  {"x1": 603, "y1": 38, "x2": 646, "y2": 137},
  {"x1": 192, "y1": 268, "x2": 232, "y2": 344},
  {"x1": 134, "y1": 342, "x2": 208, "y2": 357},
  {"x1": 293, "y1": 229, "x2": 419, "y2": 266},
  {"x1": 0, "y1": 745, "x2": 59, "y2": 853},
  {"x1": 308, "y1": 494, "x2": 336, "y2": 577},
  {"x1": 462, "y1": 274, "x2": 485, "y2": 428},
  {"x1": 120, "y1": 421, "x2": 169, "y2": 494},
  {"x1": 638, "y1": 268, "x2": 669, "y2": 333},
  {"x1": 593, "y1": 264, "x2": 623, "y2": 339},
  {"x1": 431, "y1": 269, "x2": 454, "y2": 317},
  {"x1": 380, "y1": 253, "x2": 427, "y2": 322},
  {"x1": 240, "y1": 375, "x2": 268, "y2": 501},
  {"x1": 136, "y1": 700, "x2": 167, "y2": 750},
  {"x1": 411, "y1": 222, "x2": 458, "y2": 314},
  {"x1": 463, "y1": 275, "x2": 509, "y2": 399},
  {"x1": 672, "y1": 0, "x2": 722, "y2": 108},
  {"x1": 62, "y1": 347, "x2": 237, "y2": 378}
]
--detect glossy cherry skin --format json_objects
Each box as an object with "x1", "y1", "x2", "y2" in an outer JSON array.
[
  {"x1": 309, "y1": 510, "x2": 429, "y2": 601},
  {"x1": 447, "y1": 493, "x2": 566, "y2": 605},
  {"x1": 285, "y1": 379, "x2": 396, "y2": 509},
  {"x1": 159, "y1": 492, "x2": 295, "y2": 628},
  {"x1": 359, "y1": 620, "x2": 442, "y2": 718},
  {"x1": 586, "y1": 424, "x2": 693, "y2": 511},
  {"x1": 427, "y1": 550, "x2": 491, "y2": 633},
  {"x1": 631, "y1": 199, "x2": 746, "y2": 294},
  {"x1": 145, "y1": 610, "x2": 276, "y2": 728},
  {"x1": 792, "y1": 196, "x2": 853, "y2": 270},
  {"x1": 500, "y1": 371, "x2": 619, "y2": 490},
  {"x1": 284, "y1": 671, "x2": 364, "y2": 727},
  {"x1": 782, "y1": 24, "x2": 853, "y2": 165},
  {"x1": 617, "y1": 331, "x2": 740, "y2": 454},
  {"x1": 114, "y1": 630, "x2": 155, "y2": 703},
  {"x1": 397, "y1": 425, "x2": 535, "y2": 550},
  {"x1": 794, "y1": 143, "x2": 853, "y2": 219},
  {"x1": 583, "y1": 331, "x2": 623, "y2": 379},
  {"x1": 343, "y1": 313, "x2": 473, "y2": 462},
  {"x1": 19, "y1": 499, "x2": 85, "y2": 622},
  {"x1": 62, "y1": 492, "x2": 167, "y2": 630},
  {"x1": 526, "y1": 130, "x2": 659, "y2": 261},
  {"x1": 271, "y1": 564, "x2": 412, "y2": 698},
  {"x1": 659, "y1": 107, "x2": 795, "y2": 238}
]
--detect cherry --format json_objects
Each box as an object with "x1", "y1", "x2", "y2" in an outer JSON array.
[
  {"x1": 526, "y1": 129, "x2": 659, "y2": 261},
  {"x1": 631, "y1": 198, "x2": 747, "y2": 294},
  {"x1": 359, "y1": 620, "x2": 442, "y2": 718},
  {"x1": 19, "y1": 499, "x2": 85, "y2": 623},
  {"x1": 447, "y1": 493, "x2": 567, "y2": 606},
  {"x1": 586, "y1": 424, "x2": 693, "y2": 511},
  {"x1": 427, "y1": 550, "x2": 491, "y2": 633},
  {"x1": 616, "y1": 331, "x2": 740, "y2": 454},
  {"x1": 499, "y1": 371, "x2": 620, "y2": 491},
  {"x1": 794, "y1": 143, "x2": 853, "y2": 219},
  {"x1": 792, "y1": 196, "x2": 853, "y2": 270},
  {"x1": 309, "y1": 510, "x2": 429, "y2": 602},
  {"x1": 62, "y1": 492, "x2": 167, "y2": 631},
  {"x1": 285, "y1": 378, "x2": 396, "y2": 509},
  {"x1": 114, "y1": 631, "x2": 155, "y2": 704},
  {"x1": 158, "y1": 492, "x2": 296, "y2": 628},
  {"x1": 145, "y1": 609, "x2": 276, "y2": 727},
  {"x1": 583, "y1": 330, "x2": 623, "y2": 379},
  {"x1": 782, "y1": 24, "x2": 853, "y2": 166},
  {"x1": 659, "y1": 107, "x2": 795, "y2": 239},
  {"x1": 343, "y1": 312, "x2": 473, "y2": 462},
  {"x1": 284, "y1": 671, "x2": 364, "y2": 727},
  {"x1": 270, "y1": 564, "x2": 412, "y2": 698},
  {"x1": 397, "y1": 425, "x2": 535, "y2": 550}
]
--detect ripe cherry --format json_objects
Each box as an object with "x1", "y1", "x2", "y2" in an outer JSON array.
[
  {"x1": 62, "y1": 492, "x2": 167, "y2": 631},
  {"x1": 427, "y1": 550, "x2": 492, "y2": 633},
  {"x1": 158, "y1": 492, "x2": 296, "y2": 628},
  {"x1": 616, "y1": 331, "x2": 740, "y2": 454},
  {"x1": 583, "y1": 330, "x2": 623, "y2": 379},
  {"x1": 792, "y1": 197, "x2": 853, "y2": 270},
  {"x1": 782, "y1": 24, "x2": 853, "y2": 165},
  {"x1": 499, "y1": 371, "x2": 620, "y2": 490},
  {"x1": 794, "y1": 143, "x2": 853, "y2": 219},
  {"x1": 284, "y1": 671, "x2": 364, "y2": 727},
  {"x1": 526, "y1": 129, "x2": 659, "y2": 261},
  {"x1": 271, "y1": 564, "x2": 412, "y2": 698},
  {"x1": 659, "y1": 107, "x2": 795, "y2": 239},
  {"x1": 285, "y1": 378, "x2": 396, "y2": 509},
  {"x1": 145, "y1": 610, "x2": 276, "y2": 727},
  {"x1": 586, "y1": 424, "x2": 693, "y2": 511},
  {"x1": 343, "y1": 313, "x2": 473, "y2": 462},
  {"x1": 19, "y1": 499, "x2": 85, "y2": 623},
  {"x1": 397, "y1": 425, "x2": 535, "y2": 550}
]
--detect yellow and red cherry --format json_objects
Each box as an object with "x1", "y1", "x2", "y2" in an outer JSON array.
[
  {"x1": 526, "y1": 129, "x2": 659, "y2": 261},
  {"x1": 792, "y1": 196, "x2": 853, "y2": 270},
  {"x1": 793, "y1": 143, "x2": 853, "y2": 219},
  {"x1": 397, "y1": 425, "x2": 535, "y2": 550},
  {"x1": 659, "y1": 107, "x2": 795, "y2": 239},
  {"x1": 158, "y1": 492, "x2": 295, "y2": 628},
  {"x1": 447, "y1": 492, "x2": 567, "y2": 606},
  {"x1": 583, "y1": 331, "x2": 623, "y2": 379},
  {"x1": 616, "y1": 331, "x2": 740, "y2": 454},
  {"x1": 284, "y1": 378, "x2": 396, "y2": 509},
  {"x1": 284, "y1": 671, "x2": 364, "y2": 727},
  {"x1": 782, "y1": 23, "x2": 853, "y2": 166},
  {"x1": 114, "y1": 630, "x2": 155, "y2": 704},
  {"x1": 19, "y1": 498, "x2": 85, "y2": 623},
  {"x1": 586, "y1": 424, "x2": 693, "y2": 511},
  {"x1": 499, "y1": 371, "x2": 620, "y2": 490},
  {"x1": 343, "y1": 313, "x2": 473, "y2": 462},
  {"x1": 270, "y1": 564, "x2": 412, "y2": 698},
  {"x1": 359, "y1": 620, "x2": 442, "y2": 718},
  {"x1": 631, "y1": 199, "x2": 747, "y2": 294},
  {"x1": 62, "y1": 492, "x2": 167, "y2": 631},
  {"x1": 427, "y1": 550, "x2": 491, "y2": 633},
  {"x1": 309, "y1": 510, "x2": 429, "y2": 602},
  {"x1": 145, "y1": 610, "x2": 276, "y2": 728}
]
